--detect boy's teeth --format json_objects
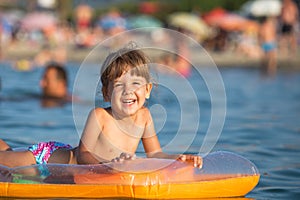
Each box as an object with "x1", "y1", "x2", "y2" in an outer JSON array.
[{"x1": 124, "y1": 100, "x2": 134, "y2": 103}]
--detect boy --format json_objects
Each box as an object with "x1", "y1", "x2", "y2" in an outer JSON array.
[{"x1": 77, "y1": 43, "x2": 202, "y2": 167}]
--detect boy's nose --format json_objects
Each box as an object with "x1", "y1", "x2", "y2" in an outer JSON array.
[{"x1": 123, "y1": 85, "x2": 134, "y2": 95}]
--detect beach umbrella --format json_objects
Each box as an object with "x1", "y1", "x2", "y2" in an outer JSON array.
[
  {"x1": 127, "y1": 15, "x2": 162, "y2": 29},
  {"x1": 241, "y1": 0, "x2": 282, "y2": 16},
  {"x1": 203, "y1": 8, "x2": 259, "y2": 32},
  {"x1": 168, "y1": 12, "x2": 214, "y2": 41},
  {"x1": 21, "y1": 12, "x2": 57, "y2": 30},
  {"x1": 139, "y1": 2, "x2": 159, "y2": 14}
]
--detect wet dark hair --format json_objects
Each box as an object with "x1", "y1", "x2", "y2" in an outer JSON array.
[{"x1": 45, "y1": 63, "x2": 68, "y2": 86}]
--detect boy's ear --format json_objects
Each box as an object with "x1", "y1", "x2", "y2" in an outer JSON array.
[{"x1": 145, "y1": 83, "x2": 153, "y2": 99}]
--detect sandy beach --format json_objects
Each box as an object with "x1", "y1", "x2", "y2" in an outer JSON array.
[{"x1": 2, "y1": 41, "x2": 300, "y2": 70}]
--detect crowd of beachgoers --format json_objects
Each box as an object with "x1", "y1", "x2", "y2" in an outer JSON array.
[{"x1": 0, "y1": 0, "x2": 299, "y2": 74}]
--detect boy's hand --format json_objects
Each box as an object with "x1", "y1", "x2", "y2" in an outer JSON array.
[
  {"x1": 178, "y1": 154, "x2": 203, "y2": 168},
  {"x1": 111, "y1": 153, "x2": 136, "y2": 163}
]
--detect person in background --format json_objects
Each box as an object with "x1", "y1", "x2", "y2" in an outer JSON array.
[
  {"x1": 40, "y1": 63, "x2": 71, "y2": 107},
  {"x1": 156, "y1": 29, "x2": 192, "y2": 77},
  {"x1": 259, "y1": 16, "x2": 278, "y2": 76},
  {"x1": 279, "y1": 0, "x2": 299, "y2": 56}
]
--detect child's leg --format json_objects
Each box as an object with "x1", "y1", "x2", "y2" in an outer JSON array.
[
  {"x1": 267, "y1": 51, "x2": 277, "y2": 75},
  {"x1": 48, "y1": 148, "x2": 78, "y2": 164},
  {"x1": 0, "y1": 139, "x2": 12, "y2": 151},
  {"x1": 0, "y1": 151, "x2": 36, "y2": 168}
]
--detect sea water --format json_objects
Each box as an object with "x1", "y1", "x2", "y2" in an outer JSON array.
[{"x1": 0, "y1": 62, "x2": 299, "y2": 199}]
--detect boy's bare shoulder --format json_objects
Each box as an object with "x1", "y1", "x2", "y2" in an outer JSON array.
[
  {"x1": 92, "y1": 107, "x2": 112, "y2": 117},
  {"x1": 139, "y1": 106, "x2": 151, "y2": 115},
  {"x1": 137, "y1": 107, "x2": 152, "y2": 123}
]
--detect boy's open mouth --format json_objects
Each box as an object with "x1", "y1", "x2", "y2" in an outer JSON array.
[{"x1": 122, "y1": 99, "x2": 136, "y2": 104}]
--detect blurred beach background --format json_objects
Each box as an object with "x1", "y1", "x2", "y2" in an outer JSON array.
[
  {"x1": 0, "y1": 0, "x2": 300, "y2": 199},
  {"x1": 0, "y1": 0, "x2": 300, "y2": 68}
]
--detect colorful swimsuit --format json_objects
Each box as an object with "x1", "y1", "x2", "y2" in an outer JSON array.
[{"x1": 28, "y1": 141, "x2": 73, "y2": 164}]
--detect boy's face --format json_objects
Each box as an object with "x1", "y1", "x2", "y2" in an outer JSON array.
[{"x1": 106, "y1": 69, "x2": 152, "y2": 118}]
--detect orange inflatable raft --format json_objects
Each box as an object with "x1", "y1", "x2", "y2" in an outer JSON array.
[{"x1": 0, "y1": 151, "x2": 260, "y2": 199}]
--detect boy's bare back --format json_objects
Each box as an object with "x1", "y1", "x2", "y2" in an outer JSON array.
[{"x1": 260, "y1": 18, "x2": 277, "y2": 43}]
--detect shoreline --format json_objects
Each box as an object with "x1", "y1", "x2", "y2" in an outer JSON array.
[{"x1": 2, "y1": 42, "x2": 300, "y2": 70}]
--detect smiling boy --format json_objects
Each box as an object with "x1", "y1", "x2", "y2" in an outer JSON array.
[{"x1": 77, "y1": 43, "x2": 202, "y2": 167}]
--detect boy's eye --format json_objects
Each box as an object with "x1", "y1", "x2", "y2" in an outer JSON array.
[
  {"x1": 133, "y1": 82, "x2": 141, "y2": 85},
  {"x1": 114, "y1": 83, "x2": 123, "y2": 87}
]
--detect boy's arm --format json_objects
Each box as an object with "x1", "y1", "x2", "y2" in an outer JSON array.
[
  {"x1": 142, "y1": 136, "x2": 202, "y2": 168},
  {"x1": 77, "y1": 109, "x2": 106, "y2": 164},
  {"x1": 141, "y1": 111, "x2": 174, "y2": 158},
  {"x1": 142, "y1": 110, "x2": 202, "y2": 168},
  {"x1": 141, "y1": 109, "x2": 163, "y2": 157}
]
